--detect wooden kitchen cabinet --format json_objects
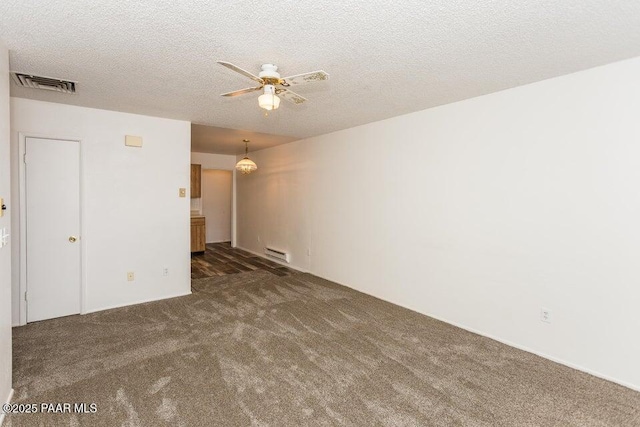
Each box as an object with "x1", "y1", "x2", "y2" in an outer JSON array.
[
  {"x1": 190, "y1": 217, "x2": 206, "y2": 253},
  {"x1": 190, "y1": 164, "x2": 202, "y2": 198}
]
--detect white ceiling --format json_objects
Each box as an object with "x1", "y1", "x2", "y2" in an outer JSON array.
[
  {"x1": 191, "y1": 124, "x2": 297, "y2": 155},
  {"x1": 1, "y1": 1, "x2": 639, "y2": 151}
]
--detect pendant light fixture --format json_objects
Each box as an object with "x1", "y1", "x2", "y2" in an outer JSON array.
[{"x1": 236, "y1": 139, "x2": 258, "y2": 175}]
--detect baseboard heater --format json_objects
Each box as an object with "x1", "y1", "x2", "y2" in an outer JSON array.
[{"x1": 264, "y1": 247, "x2": 289, "y2": 263}]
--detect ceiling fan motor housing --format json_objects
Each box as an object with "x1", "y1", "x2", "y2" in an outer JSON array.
[{"x1": 259, "y1": 64, "x2": 280, "y2": 80}]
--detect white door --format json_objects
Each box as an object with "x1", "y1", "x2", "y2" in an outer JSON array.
[{"x1": 25, "y1": 137, "x2": 81, "y2": 322}]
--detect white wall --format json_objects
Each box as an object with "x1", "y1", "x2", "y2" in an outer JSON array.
[
  {"x1": 0, "y1": 39, "x2": 14, "y2": 415},
  {"x1": 190, "y1": 152, "x2": 236, "y2": 170},
  {"x1": 237, "y1": 56, "x2": 640, "y2": 390},
  {"x1": 202, "y1": 170, "x2": 232, "y2": 243},
  {"x1": 10, "y1": 98, "x2": 191, "y2": 325}
]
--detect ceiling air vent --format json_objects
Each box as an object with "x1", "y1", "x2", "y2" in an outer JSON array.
[{"x1": 11, "y1": 72, "x2": 77, "y2": 94}]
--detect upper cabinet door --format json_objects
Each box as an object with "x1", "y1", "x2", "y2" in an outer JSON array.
[{"x1": 191, "y1": 164, "x2": 202, "y2": 198}]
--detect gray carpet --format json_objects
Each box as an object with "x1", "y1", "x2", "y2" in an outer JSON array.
[{"x1": 7, "y1": 270, "x2": 640, "y2": 426}]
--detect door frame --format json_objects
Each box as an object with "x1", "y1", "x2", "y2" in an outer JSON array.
[{"x1": 18, "y1": 132, "x2": 87, "y2": 325}]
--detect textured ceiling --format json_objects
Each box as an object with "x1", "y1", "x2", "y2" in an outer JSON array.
[{"x1": 1, "y1": 0, "x2": 640, "y2": 147}]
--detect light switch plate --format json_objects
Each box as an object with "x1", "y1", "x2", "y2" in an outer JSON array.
[
  {"x1": 179, "y1": 188, "x2": 186, "y2": 197},
  {"x1": 0, "y1": 227, "x2": 7, "y2": 248}
]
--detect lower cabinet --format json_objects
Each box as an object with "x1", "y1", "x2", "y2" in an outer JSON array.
[{"x1": 190, "y1": 217, "x2": 206, "y2": 253}]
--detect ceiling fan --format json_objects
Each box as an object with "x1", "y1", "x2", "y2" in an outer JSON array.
[{"x1": 218, "y1": 61, "x2": 329, "y2": 111}]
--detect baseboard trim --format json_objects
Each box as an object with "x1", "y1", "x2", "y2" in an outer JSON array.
[
  {"x1": 0, "y1": 388, "x2": 14, "y2": 426},
  {"x1": 424, "y1": 312, "x2": 640, "y2": 392},
  {"x1": 314, "y1": 273, "x2": 640, "y2": 393},
  {"x1": 235, "y1": 246, "x2": 309, "y2": 273},
  {"x1": 83, "y1": 290, "x2": 192, "y2": 315}
]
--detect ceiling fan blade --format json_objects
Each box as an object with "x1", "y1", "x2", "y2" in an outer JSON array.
[
  {"x1": 221, "y1": 86, "x2": 263, "y2": 97},
  {"x1": 276, "y1": 88, "x2": 307, "y2": 105},
  {"x1": 218, "y1": 61, "x2": 263, "y2": 84},
  {"x1": 280, "y1": 70, "x2": 329, "y2": 87}
]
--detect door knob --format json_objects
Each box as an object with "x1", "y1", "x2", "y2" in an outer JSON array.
[{"x1": 69, "y1": 236, "x2": 77, "y2": 243}]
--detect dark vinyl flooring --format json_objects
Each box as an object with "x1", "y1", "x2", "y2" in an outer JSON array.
[{"x1": 191, "y1": 242, "x2": 298, "y2": 279}]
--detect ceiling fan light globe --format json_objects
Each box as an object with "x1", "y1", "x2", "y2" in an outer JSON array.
[
  {"x1": 258, "y1": 93, "x2": 280, "y2": 110},
  {"x1": 235, "y1": 157, "x2": 258, "y2": 174}
]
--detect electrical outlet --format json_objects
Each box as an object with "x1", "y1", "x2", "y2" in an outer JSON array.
[
  {"x1": 179, "y1": 188, "x2": 186, "y2": 197},
  {"x1": 163, "y1": 268, "x2": 169, "y2": 276},
  {"x1": 540, "y1": 308, "x2": 551, "y2": 323},
  {"x1": 127, "y1": 272, "x2": 135, "y2": 281}
]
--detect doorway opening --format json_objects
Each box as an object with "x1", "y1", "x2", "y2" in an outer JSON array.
[{"x1": 201, "y1": 169, "x2": 232, "y2": 244}]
